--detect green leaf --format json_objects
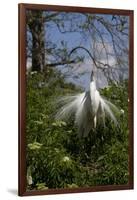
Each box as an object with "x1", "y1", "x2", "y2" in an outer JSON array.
[{"x1": 28, "y1": 142, "x2": 43, "y2": 150}]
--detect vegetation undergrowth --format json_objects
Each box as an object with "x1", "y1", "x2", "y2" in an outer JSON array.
[{"x1": 26, "y1": 68, "x2": 129, "y2": 190}]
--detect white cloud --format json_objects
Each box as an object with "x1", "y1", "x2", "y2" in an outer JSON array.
[{"x1": 26, "y1": 58, "x2": 32, "y2": 70}]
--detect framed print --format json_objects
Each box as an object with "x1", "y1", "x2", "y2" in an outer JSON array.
[{"x1": 18, "y1": 3, "x2": 134, "y2": 196}]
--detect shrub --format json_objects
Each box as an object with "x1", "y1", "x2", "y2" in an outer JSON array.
[{"x1": 26, "y1": 69, "x2": 129, "y2": 190}]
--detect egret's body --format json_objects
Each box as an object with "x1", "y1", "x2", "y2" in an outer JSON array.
[{"x1": 55, "y1": 71, "x2": 119, "y2": 137}]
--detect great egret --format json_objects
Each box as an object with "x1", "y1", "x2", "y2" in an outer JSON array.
[{"x1": 55, "y1": 71, "x2": 119, "y2": 137}]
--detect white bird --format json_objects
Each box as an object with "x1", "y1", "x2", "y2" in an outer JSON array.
[{"x1": 55, "y1": 71, "x2": 119, "y2": 137}]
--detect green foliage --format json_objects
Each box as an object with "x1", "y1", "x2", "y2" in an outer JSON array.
[{"x1": 26, "y1": 69, "x2": 129, "y2": 190}]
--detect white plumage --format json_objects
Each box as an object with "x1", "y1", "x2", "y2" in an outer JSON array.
[{"x1": 55, "y1": 71, "x2": 119, "y2": 137}]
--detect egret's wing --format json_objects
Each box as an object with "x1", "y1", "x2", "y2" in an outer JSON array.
[
  {"x1": 100, "y1": 96, "x2": 119, "y2": 125},
  {"x1": 55, "y1": 93, "x2": 85, "y2": 121},
  {"x1": 75, "y1": 91, "x2": 92, "y2": 137},
  {"x1": 104, "y1": 98, "x2": 119, "y2": 114},
  {"x1": 55, "y1": 88, "x2": 119, "y2": 138},
  {"x1": 92, "y1": 90, "x2": 101, "y2": 128}
]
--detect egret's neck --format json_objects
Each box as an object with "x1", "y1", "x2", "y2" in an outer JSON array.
[
  {"x1": 89, "y1": 80, "x2": 96, "y2": 102},
  {"x1": 90, "y1": 80, "x2": 96, "y2": 92}
]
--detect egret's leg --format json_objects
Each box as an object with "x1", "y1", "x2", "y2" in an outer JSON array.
[{"x1": 94, "y1": 116, "x2": 97, "y2": 128}]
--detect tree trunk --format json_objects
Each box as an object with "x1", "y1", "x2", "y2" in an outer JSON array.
[{"x1": 28, "y1": 11, "x2": 45, "y2": 72}]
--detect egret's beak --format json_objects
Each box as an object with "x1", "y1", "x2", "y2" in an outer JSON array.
[{"x1": 90, "y1": 71, "x2": 94, "y2": 81}]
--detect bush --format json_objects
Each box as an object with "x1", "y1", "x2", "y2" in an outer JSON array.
[{"x1": 26, "y1": 69, "x2": 129, "y2": 190}]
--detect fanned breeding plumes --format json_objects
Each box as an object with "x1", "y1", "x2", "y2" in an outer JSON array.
[{"x1": 55, "y1": 71, "x2": 119, "y2": 137}]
